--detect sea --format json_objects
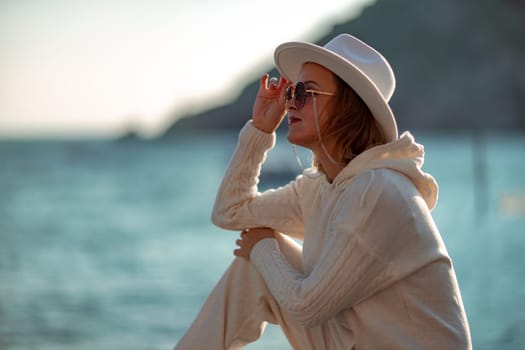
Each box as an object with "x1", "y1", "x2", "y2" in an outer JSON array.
[{"x1": 1, "y1": 129, "x2": 524, "y2": 350}]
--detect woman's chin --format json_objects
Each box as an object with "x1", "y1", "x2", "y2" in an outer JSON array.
[
  {"x1": 286, "y1": 131, "x2": 301, "y2": 146},
  {"x1": 287, "y1": 132, "x2": 312, "y2": 149}
]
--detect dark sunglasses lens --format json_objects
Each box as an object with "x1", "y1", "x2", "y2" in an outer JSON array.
[
  {"x1": 285, "y1": 83, "x2": 306, "y2": 109},
  {"x1": 295, "y1": 82, "x2": 306, "y2": 108}
]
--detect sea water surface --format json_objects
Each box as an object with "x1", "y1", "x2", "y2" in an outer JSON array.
[{"x1": 0, "y1": 130, "x2": 524, "y2": 349}]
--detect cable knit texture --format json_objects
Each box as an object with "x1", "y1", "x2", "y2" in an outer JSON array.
[{"x1": 212, "y1": 121, "x2": 472, "y2": 349}]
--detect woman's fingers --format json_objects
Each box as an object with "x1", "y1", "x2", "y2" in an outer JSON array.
[
  {"x1": 235, "y1": 235, "x2": 246, "y2": 259},
  {"x1": 260, "y1": 74, "x2": 287, "y2": 91},
  {"x1": 234, "y1": 245, "x2": 247, "y2": 260},
  {"x1": 278, "y1": 76, "x2": 288, "y2": 89},
  {"x1": 233, "y1": 248, "x2": 242, "y2": 258},
  {"x1": 234, "y1": 228, "x2": 276, "y2": 260},
  {"x1": 260, "y1": 74, "x2": 269, "y2": 89},
  {"x1": 268, "y1": 77, "x2": 278, "y2": 90}
]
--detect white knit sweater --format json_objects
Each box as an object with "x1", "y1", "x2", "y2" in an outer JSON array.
[{"x1": 212, "y1": 121, "x2": 472, "y2": 349}]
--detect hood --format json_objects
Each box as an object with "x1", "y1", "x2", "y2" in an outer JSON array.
[{"x1": 333, "y1": 131, "x2": 439, "y2": 210}]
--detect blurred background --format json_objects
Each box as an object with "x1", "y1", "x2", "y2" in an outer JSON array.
[{"x1": 1, "y1": 0, "x2": 524, "y2": 349}]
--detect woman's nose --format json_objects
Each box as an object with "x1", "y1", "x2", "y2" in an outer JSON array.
[{"x1": 285, "y1": 96, "x2": 296, "y2": 111}]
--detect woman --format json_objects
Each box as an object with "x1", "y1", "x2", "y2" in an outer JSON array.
[{"x1": 175, "y1": 34, "x2": 472, "y2": 349}]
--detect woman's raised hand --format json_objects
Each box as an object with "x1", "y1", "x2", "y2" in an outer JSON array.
[{"x1": 252, "y1": 74, "x2": 288, "y2": 133}]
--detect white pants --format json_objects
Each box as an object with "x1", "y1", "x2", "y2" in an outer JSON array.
[{"x1": 174, "y1": 233, "x2": 355, "y2": 350}]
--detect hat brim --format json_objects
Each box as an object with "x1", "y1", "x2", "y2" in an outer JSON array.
[{"x1": 274, "y1": 41, "x2": 398, "y2": 142}]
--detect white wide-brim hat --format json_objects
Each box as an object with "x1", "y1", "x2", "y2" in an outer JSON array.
[{"x1": 274, "y1": 33, "x2": 398, "y2": 142}]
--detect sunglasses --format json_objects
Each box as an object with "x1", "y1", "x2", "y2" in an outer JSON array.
[{"x1": 285, "y1": 82, "x2": 335, "y2": 110}]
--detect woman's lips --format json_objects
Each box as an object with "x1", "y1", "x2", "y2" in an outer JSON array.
[{"x1": 288, "y1": 116, "x2": 301, "y2": 125}]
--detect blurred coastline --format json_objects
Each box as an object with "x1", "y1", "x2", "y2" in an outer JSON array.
[{"x1": 162, "y1": 0, "x2": 525, "y2": 138}]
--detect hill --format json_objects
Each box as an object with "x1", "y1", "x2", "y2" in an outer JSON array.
[{"x1": 162, "y1": 0, "x2": 525, "y2": 137}]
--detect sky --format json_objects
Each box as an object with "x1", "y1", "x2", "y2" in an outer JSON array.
[{"x1": 0, "y1": 0, "x2": 374, "y2": 138}]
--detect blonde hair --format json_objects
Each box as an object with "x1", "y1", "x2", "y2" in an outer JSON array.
[{"x1": 313, "y1": 74, "x2": 388, "y2": 170}]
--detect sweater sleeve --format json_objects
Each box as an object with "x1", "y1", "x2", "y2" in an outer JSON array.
[
  {"x1": 249, "y1": 170, "x2": 419, "y2": 327},
  {"x1": 211, "y1": 121, "x2": 305, "y2": 239}
]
